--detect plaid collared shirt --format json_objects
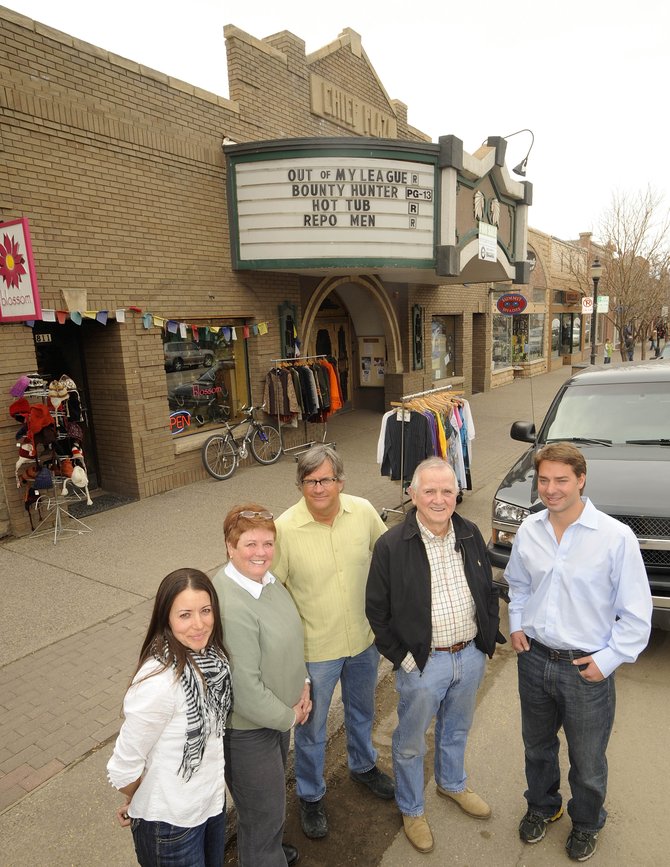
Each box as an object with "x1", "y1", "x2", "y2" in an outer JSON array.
[{"x1": 418, "y1": 516, "x2": 477, "y2": 649}]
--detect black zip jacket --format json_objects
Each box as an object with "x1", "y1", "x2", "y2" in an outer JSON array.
[{"x1": 366, "y1": 508, "x2": 505, "y2": 672}]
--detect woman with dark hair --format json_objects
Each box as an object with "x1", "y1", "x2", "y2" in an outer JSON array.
[
  {"x1": 107, "y1": 568, "x2": 231, "y2": 867},
  {"x1": 213, "y1": 505, "x2": 311, "y2": 867}
]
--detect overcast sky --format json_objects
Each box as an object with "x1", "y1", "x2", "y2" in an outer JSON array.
[{"x1": 4, "y1": 0, "x2": 669, "y2": 242}]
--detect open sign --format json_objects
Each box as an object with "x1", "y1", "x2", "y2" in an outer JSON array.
[
  {"x1": 169, "y1": 410, "x2": 192, "y2": 434},
  {"x1": 496, "y1": 293, "x2": 528, "y2": 315}
]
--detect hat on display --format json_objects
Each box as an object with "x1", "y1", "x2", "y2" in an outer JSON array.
[
  {"x1": 17, "y1": 440, "x2": 36, "y2": 459},
  {"x1": 9, "y1": 398, "x2": 30, "y2": 422},
  {"x1": 34, "y1": 467, "x2": 54, "y2": 490},
  {"x1": 67, "y1": 421, "x2": 84, "y2": 441},
  {"x1": 26, "y1": 374, "x2": 46, "y2": 390},
  {"x1": 58, "y1": 458, "x2": 74, "y2": 478},
  {"x1": 10, "y1": 376, "x2": 30, "y2": 397},
  {"x1": 70, "y1": 466, "x2": 88, "y2": 488},
  {"x1": 59, "y1": 375, "x2": 78, "y2": 392},
  {"x1": 27, "y1": 404, "x2": 55, "y2": 435}
]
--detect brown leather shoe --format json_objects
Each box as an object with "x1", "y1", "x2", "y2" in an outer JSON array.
[
  {"x1": 402, "y1": 814, "x2": 434, "y2": 853},
  {"x1": 436, "y1": 785, "x2": 491, "y2": 818}
]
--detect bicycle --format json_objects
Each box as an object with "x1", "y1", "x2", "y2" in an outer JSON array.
[{"x1": 201, "y1": 405, "x2": 282, "y2": 480}]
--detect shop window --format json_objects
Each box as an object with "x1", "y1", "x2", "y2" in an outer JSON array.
[
  {"x1": 165, "y1": 324, "x2": 249, "y2": 436},
  {"x1": 492, "y1": 313, "x2": 512, "y2": 369},
  {"x1": 431, "y1": 315, "x2": 456, "y2": 379}
]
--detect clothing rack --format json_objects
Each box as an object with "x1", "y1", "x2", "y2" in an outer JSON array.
[
  {"x1": 380, "y1": 384, "x2": 459, "y2": 522},
  {"x1": 271, "y1": 355, "x2": 333, "y2": 458}
]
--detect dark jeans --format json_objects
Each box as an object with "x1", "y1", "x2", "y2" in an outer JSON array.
[
  {"x1": 517, "y1": 640, "x2": 616, "y2": 832},
  {"x1": 131, "y1": 811, "x2": 225, "y2": 867},
  {"x1": 225, "y1": 727, "x2": 290, "y2": 867}
]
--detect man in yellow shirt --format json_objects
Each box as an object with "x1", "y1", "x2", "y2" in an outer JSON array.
[{"x1": 273, "y1": 444, "x2": 392, "y2": 839}]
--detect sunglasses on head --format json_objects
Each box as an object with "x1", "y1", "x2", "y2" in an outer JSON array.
[{"x1": 237, "y1": 510, "x2": 274, "y2": 520}]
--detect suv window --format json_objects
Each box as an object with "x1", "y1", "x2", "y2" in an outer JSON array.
[{"x1": 540, "y1": 382, "x2": 670, "y2": 444}]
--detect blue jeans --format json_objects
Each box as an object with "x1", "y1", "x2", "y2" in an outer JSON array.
[
  {"x1": 517, "y1": 641, "x2": 616, "y2": 832},
  {"x1": 130, "y1": 811, "x2": 226, "y2": 867},
  {"x1": 295, "y1": 643, "x2": 379, "y2": 801},
  {"x1": 392, "y1": 642, "x2": 486, "y2": 816}
]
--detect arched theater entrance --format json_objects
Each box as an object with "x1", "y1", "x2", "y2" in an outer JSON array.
[{"x1": 303, "y1": 275, "x2": 403, "y2": 412}]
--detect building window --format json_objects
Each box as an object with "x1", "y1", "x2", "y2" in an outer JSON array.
[
  {"x1": 165, "y1": 324, "x2": 249, "y2": 436},
  {"x1": 431, "y1": 315, "x2": 456, "y2": 379},
  {"x1": 492, "y1": 313, "x2": 512, "y2": 369},
  {"x1": 510, "y1": 314, "x2": 545, "y2": 362}
]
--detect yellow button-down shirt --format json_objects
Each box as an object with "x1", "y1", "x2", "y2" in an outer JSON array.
[{"x1": 272, "y1": 493, "x2": 387, "y2": 662}]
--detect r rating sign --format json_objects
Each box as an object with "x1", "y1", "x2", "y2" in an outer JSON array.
[{"x1": 581, "y1": 297, "x2": 594, "y2": 314}]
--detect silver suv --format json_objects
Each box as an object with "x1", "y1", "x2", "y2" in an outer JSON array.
[
  {"x1": 164, "y1": 341, "x2": 214, "y2": 372},
  {"x1": 487, "y1": 361, "x2": 670, "y2": 630}
]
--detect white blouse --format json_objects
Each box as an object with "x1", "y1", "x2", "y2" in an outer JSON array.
[{"x1": 107, "y1": 660, "x2": 226, "y2": 827}]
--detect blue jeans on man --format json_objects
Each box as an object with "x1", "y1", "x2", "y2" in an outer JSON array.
[
  {"x1": 392, "y1": 641, "x2": 486, "y2": 816},
  {"x1": 517, "y1": 640, "x2": 616, "y2": 832},
  {"x1": 295, "y1": 643, "x2": 379, "y2": 802}
]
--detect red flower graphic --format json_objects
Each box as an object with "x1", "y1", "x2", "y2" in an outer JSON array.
[{"x1": 0, "y1": 233, "x2": 27, "y2": 289}]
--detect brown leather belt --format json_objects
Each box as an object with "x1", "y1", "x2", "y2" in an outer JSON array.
[{"x1": 433, "y1": 640, "x2": 471, "y2": 654}]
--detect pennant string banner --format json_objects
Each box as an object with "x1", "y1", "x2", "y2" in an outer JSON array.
[{"x1": 21, "y1": 305, "x2": 278, "y2": 340}]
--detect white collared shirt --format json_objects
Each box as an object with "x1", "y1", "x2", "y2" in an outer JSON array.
[
  {"x1": 107, "y1": 660, "x2": 226, "y2": 826},
  {"x1": 505, "y1": 497, "x2": 652, "y2": 677},
  {"x1": 224, "y1": 560, "x2": 275, "y2": 599}
]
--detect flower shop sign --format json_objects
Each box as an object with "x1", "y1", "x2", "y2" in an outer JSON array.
[{"x1": 0, "y1": 218, "x2": 42, "y2": 322}]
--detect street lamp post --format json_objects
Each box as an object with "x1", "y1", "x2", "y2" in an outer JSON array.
[{"x1": 590, "y1": 258, "x2": 603, "y2": 365}]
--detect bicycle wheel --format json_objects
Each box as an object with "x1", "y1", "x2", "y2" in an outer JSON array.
[
  {"x1": 250, "y1": 424, "x2": 282, "y2": 465},
  {"x1": 201, "y1": 435, "x2": 237, "y2": 480}
]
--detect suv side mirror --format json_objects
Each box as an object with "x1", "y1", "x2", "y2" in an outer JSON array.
[{"x1": 510, "y1": 421, "x2": 536, "y2": 443}]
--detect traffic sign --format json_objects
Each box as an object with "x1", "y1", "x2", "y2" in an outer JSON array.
[{"x1": 581, "y1": 297, "x2": 594, "y2": 314}]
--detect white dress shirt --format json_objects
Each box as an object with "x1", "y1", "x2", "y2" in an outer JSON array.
[
  {"x1": 107, "y1": 660, "x2": 226, "y2": 826},
  {"x1": 505, "y1": 497, "x2": 652, "y2": 678}
]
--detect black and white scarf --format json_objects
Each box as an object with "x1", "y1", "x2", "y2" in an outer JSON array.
[{"x1": 156, "y1": 642, "x2": 232, "y2": 781}]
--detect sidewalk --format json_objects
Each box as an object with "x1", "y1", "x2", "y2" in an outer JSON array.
[{"x1": 0, "y1": 356, "x2": 633, "y2": 863}]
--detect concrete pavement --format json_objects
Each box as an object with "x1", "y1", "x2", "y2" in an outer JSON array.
[{"x1": 1, "y1": 354, "x2": 665, "y2": 865}]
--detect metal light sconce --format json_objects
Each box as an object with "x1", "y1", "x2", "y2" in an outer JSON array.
[{"x1": 502, "y1": 129, "x2": 535, "y2": 177}]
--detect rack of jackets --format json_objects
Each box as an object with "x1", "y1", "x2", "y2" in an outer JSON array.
[
  {"x1": 264, "y1": 355, "x2": 343, "y2": 454},
  {"x1": 378, "y1": 385, "x2": 475, "y2": 520}
]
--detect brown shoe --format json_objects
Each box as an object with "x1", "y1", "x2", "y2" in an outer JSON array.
[
  {"x1": 436, "y1": 785, "x2": 491, "y2": 819},
  {"x1": 402, "y1": 814, "x2": 434, "y2": 853}
]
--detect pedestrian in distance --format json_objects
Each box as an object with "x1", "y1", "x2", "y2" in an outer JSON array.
[
  {"x1": 505, "y1": 442, "x2": 652, "y2": 862},
  {"x1": 366, "y1": 457, "x2": 504, "y2": 854},
  {"x1": 107, "y1": 569, "x2": 231, "y2": 867},
  {"x1": 603, "y1": 339, "x2": 613, "y2": 364},
  {"x1": 272, "y1": 444, "x2": 393, "y2": 841},
  {"x1": 624, "y1": 335, "x2": 635, "y2": 361},
  {"x1": 213, "y1": 504, "x2": 310, "y2": 867}
]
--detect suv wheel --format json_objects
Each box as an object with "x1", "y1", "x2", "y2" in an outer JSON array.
[
  {"x1": 203, "y1": 354, "x2": 214, "y2": 367},
  {"x1": 172, "y1": 358, "x2": 184, "y2": 371}
]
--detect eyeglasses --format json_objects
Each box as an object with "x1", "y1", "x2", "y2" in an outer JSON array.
[
  {"x1": 237, "y1": 510, "x2": 274, "y2": 519},
  {"x1": 301, "y1": 477, "x2": 339, "y2": 489}
]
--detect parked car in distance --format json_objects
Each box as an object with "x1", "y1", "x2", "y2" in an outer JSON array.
[
  {"x1": 655, "y1": 343, "x2": 670, "y2": 360},
  {"x1": 487, "y1": 361, "x2": 670, "y2": 630},
  {"x1": 164, "y1": 340, "x2": 214, "y2": 371}
]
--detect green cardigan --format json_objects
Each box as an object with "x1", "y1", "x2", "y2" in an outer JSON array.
[{"x1": 213, "y1": 569, "x2": 307, "y2": 732}]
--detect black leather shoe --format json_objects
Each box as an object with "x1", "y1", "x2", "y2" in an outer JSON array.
[
  {"x1": 282, "y1": 842, "x2": 300, "y2": 865},
  {"x1": 350, "y1": 765, "x2": 395, "y2": 799},
  {"x1": 299, "y1": 798, "x2": 328, "y2": 838}
]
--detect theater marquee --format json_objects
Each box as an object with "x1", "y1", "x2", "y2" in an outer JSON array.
[{"x1": 225, "y1": 137, "x2": 532, "y2": 284}]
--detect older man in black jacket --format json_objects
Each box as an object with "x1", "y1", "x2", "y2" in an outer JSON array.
[{"x1": 366, "y1": 457, "x2": 504, "y2": 855}]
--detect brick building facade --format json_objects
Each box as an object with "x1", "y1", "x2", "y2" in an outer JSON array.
[{"x1": 1, "y1": 8, "x2": 537, "y2": 537}]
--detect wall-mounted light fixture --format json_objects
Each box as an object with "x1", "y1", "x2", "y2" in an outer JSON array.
[{"x1": 501, "y1": 129, "x2": 535, "y2": 177}]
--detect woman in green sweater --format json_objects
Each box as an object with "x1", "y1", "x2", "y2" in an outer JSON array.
[{"x1": 213, "y1": 505, "x2": 311, "y2": 867}]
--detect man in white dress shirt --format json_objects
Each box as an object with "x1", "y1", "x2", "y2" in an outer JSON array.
[{"x1": 505, "y1": 442, "x2": 652, "y2": 862}]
